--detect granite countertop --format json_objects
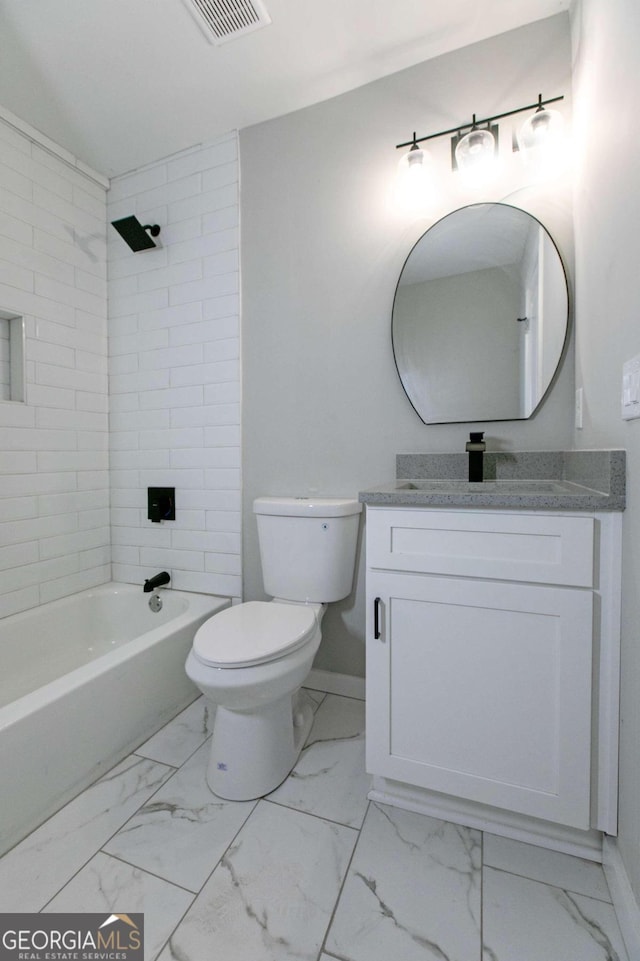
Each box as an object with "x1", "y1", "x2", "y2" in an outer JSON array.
[{"x1": 359, "y1": 449, "x2": 626, "y2": 512}]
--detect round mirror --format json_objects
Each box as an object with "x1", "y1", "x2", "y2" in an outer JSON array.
[{"x1": 391, "y1": 203, "x2": 569, "y2": 424}]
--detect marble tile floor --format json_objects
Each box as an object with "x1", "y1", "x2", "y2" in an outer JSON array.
[{"x1": 0, "y1": 690, "x2": 630, "y2": 961}]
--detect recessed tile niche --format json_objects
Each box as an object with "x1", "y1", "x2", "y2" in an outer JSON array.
[{"x1": 0, "y1": 311, "x2": 25, "y2": 403}]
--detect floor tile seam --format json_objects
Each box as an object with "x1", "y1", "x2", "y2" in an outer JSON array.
[
  {"x1": 0, "y1": 754, "x2": 174, "y2": 903},
  {"x1": 304, "y1": 688, "x2": 328, "y2": 706},
  {"x1": 38, "y1": 847, "x2": 106, "y2": 914},
  {"x1": 168, "y1": 795, "x2": 259, "y2": 897},
  {"x1": 91, "y1": 756, "x2": 180, "y2": 853},
  {"x1": 318, "y1": 799, "x2": 370, "y2": 960},
  {"x1": 34, "y1": 756, "x2": 178, "y2": 913},
  {"x1": 482, "y1": 862, "x2": 614, "y2": 904},
  {"x1": 133, "y1": 728, "x2": 214, "y2": 770},
  {"x1": 112, "y1": 797, "x2": 259, "y2": 959},
  {"x1": 133, "y1": 750, "x2": 181, "y2": 768},
  {"x1": 37, "y1": 753, "x2": 179, "y2": 910},
  {"x1": 95, "y1": 848, "x2": 202, "y2": 898},
  {"x1": 38, "y1": 844, "x2": 131, "y2": 914},
  {"x1": 0, "y1": 753, "x2": 168, "y2": 864},
  {"x1": 307, "y1": 689, "x2": 362, "y2": 705},
  {"x1": 152, "y1": 797, "x2": 268, "y2": 960},
  {"x1": 151, "y1": 887, "x2": 198, "y2": 961},
  {"x1": 262, "y1": 795, "x2": 363, "y2": 833},
  {"x1": 107, "y1": 795, "x2": 261, "y2": 899}
]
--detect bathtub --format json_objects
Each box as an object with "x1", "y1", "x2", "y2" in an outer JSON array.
[{"x1": 0, "y1": 583, "x2": 229, "y2": 857}]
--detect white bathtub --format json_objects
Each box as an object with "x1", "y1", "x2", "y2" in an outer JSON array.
[{"x1": 0, "y1": 583, "x2": 229, "y2": 856}]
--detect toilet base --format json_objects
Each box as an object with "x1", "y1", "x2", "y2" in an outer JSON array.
[{"x1": 206, "y1": 689, "x2": 314, "y2": 800}]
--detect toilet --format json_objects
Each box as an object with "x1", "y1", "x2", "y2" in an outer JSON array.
[{"x1": 185, "y1": 495, "x2": 362, "y2": 800}]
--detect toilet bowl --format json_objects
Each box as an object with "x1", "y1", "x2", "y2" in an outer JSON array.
[
  {"x1": 186, "y1": 600, "x2": 324, "y2": 800},
  {"x1": 185, "y1": 495, "x2": 362, "y2": 801}
]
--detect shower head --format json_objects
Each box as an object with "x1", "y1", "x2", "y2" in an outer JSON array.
[{"x1": 111, "y1": 216, "x2": 161, "y2": 252}]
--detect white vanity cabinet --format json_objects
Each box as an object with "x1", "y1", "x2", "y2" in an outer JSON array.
[{"x1": 365, "y1": 506, "x2": 621, "y2": 838}]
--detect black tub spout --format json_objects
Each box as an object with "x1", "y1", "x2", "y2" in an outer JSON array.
[{"x1": 144, "y1": 571, "x2": 171, "y2": 593}]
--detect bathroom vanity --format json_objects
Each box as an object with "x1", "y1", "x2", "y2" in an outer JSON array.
[{"x1": 360, "y1": 450, "x2": 625, "y2": 858}]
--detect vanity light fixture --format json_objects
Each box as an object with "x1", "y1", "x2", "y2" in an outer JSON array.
[{"x1": 396, "y1": 94, "x2": 564, "y2": 177}]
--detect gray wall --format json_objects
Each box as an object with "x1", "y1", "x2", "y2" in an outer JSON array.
[
  {"x1": 571, "y1": 0, "x2": 640, "y2": 908},
  {"x1": 240, "y1": 14, "x2": 574, "y2": 677}
]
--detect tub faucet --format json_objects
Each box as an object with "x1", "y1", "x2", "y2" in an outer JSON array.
[
  {"x1": 465, "y1": 431, "x2": 486, "y2": 482},
  {"x1": 143, "y1": 571, "x2": 171, "y2": 593}
]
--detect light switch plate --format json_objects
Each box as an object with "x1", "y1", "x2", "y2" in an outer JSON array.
[{"x1": 622, "y1": 354, "x2": 640, "y2": 420}]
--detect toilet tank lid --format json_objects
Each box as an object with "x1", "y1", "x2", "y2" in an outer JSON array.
[{"x1": 253, "y1": 496, "x2": 362, "y2": 517}]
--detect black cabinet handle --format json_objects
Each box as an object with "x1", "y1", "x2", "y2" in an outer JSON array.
[{"x1": 374, "y1": 596, "x2": 382, "y2": 639}]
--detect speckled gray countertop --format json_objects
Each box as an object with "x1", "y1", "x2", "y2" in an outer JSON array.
[{"x1": 359, "y1": 449, "x2": 626, "y2": 511}]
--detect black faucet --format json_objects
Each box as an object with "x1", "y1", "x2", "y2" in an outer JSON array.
[
  {"x1": 465, "y1": 431, "x2": 486, "y2": 483},
  {"x1": 143, "y1": 571, "x2": 171, "y2": 593}
]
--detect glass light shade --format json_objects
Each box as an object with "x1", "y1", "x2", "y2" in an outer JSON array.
[
  {"x1": 396, "y1": 145, "x2": 436, "y2": 214},
  {"x1": 455, "y1": 127, "x2": 496, "y2": 171},
  {"x1": 518, "y1": 107, "x2": 564, "y2": 151},
  {"x1": 517, "y1": 108, "x2": 569, "y2": 181}
]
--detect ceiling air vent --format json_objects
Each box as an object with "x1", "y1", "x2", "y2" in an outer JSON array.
[{"x1": 184, "y1": 0, "x2": 271, "y2": 45}]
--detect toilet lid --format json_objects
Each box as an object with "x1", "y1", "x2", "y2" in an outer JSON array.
[{"x1": 192, "y1": 601, "x2": 319, "y2": 668}]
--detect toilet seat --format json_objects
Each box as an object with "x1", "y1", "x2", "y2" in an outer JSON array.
[{"x1": 192, "y1": 601, "x2": 318, "y2": 668}]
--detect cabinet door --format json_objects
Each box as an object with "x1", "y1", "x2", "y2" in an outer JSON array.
[{"x1": 366, "y1": 571, "x2": 593, "y2": 829}]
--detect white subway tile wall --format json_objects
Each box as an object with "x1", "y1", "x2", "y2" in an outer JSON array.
[
  {"x1": 107, "y1": 134, "x2": 241, "y2": 601},
  {"x1": 0, "y1": 117, "x2": 110, "y2": 618}
]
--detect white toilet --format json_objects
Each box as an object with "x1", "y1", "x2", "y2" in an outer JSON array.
[{"x1": 185, "y1": 495, "x2": 362, "y2": 801}]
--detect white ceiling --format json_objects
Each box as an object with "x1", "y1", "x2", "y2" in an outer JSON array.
[{"x1": 0, "y1": 0, "x2": 570, "y2": 178}]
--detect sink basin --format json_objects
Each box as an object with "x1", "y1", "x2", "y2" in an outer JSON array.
[{"x1": 396, "y1": 479, "x2": 587, "y2": 495}]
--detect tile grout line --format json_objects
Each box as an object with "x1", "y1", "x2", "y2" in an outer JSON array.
[
  {"x1": 37, "y1": 755, "x2": 176, "y2": 913},
  {"x1": 152, "y1": 798, "x2": 259, "y2": 961},
  {"x1": 92, "y1": 686, "x2": 348, "y2": 951},
  {"x1": 263, "y1": 794, "x2": 363, "y2": 833},
  {"x1": 35, "y1": 694, "x2": 216, "y2": 915},
  {"x1": 1, "y1": 751, "x2": 160, "y2": 862},
  {"x1": 133, "y1": 710, "x2": 215, "y2": 770},
  {"x1": 93, "y1": 849, "x2": 200, "y2": 898},
  {"x1": 316, "y1": 799, "x2": 372, "y2": 961},
  {"x1": 484, "y1": 862, "x2": 615, "y2": 904}
]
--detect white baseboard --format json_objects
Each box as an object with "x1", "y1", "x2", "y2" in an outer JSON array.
[
  {"x1": 306, "y1": 669, "x2": 365, "y2": 700},
  {"x1": 369, "y1": 776, "x2": 603, "y2": 862},
  {"x1": 603, "y1": 835, "x2": 640, "y2": 959}
]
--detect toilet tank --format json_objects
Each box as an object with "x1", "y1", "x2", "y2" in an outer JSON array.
[{"x1": 254, "y1": 497, "x2": 362, "y2": 603}]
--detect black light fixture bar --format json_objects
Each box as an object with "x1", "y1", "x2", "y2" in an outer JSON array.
[{"x1": 395, "y1": 94, "x2": 564, "y2": 151}]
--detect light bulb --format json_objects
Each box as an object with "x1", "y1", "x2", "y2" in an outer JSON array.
[
  {"x1": 455, "y1": 128, "x2": 495, "y2": 167},
  {"x1": 396, "y1": 144, "x2": 436, "y2": 214},
  {"x1": 517, "y1": 107, "x2": 568, "y2": 180},
  {"x1": 454, "y1": 127, "x2": 497, "y2": 185},
  {"x1": 518, "y1": 107, "x2": 564, "y2": 151}
]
